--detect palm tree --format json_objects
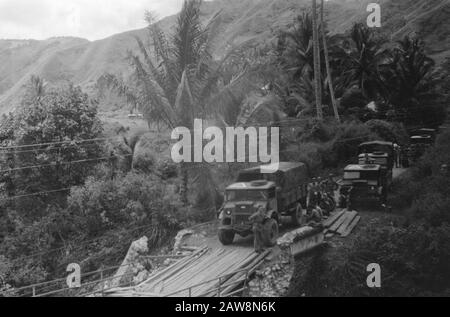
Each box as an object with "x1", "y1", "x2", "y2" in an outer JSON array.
[
  {"x1": 311, "y1": 0, "x2": 323, "y2": 120},
  {"x1": 279, "y1": 13, "x2": 314, "y2": 80},
  {"x1": 380, "y1": 36, "x2": 444, "y2": 126},
  {"x1": 128, "y1": 0, "x2": 265, "y2": 206},
  {"x1": 320, "y1": 0, "x2": 340, "y2": 123},
  {"x1": 277, "y1": 13, "x2": 323, "y2": 118},
  {"x1": 338, "y1": 23, "x2": 385, "y2": 100}
]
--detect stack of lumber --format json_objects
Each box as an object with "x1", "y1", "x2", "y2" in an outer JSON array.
[
  {"x1": 323, "y1": 210, "x2": 361, "y2": 238},
  {"x1": 105, "y1": 246, "x2": 269, "y2": 297}
]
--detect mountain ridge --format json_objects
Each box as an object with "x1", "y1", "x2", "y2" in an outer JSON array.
[{"x1": 0, "y1": 0, "x2": 448, "y2": 114}]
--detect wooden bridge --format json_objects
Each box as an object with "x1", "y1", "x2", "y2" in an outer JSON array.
[{"x1": 104, "y1": 246, "x2": 270, "y2": 297}]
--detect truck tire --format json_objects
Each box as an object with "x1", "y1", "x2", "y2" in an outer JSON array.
[
  {"x1": 218, "y1": 229, "x2": 235, "y2": 245},
  {"x1": 262, "y1": 219, "x2": 279, "y2": 247},
  {"x1": 291, "y1": 204, "x2": 305, "y2": 227}
]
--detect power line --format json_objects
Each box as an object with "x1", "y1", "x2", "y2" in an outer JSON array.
[
  {"x1": 0, "y1": 142, "x2": 108, "y2": 155},
  {"x1": 0, "y1": 136, "x2": 121, "y2": 151},
  {"x1": 2, "y1": 188, "x2": 72, "y2": 200},
  {"x1": 0, "y1": 154, "x2": 133, "y2": 174}
]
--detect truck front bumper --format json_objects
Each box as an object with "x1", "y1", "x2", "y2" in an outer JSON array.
[{"x1": 219, "y1": 217, "x2": 252, "y2": 236}]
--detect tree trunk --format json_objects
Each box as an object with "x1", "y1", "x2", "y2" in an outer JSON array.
[
  {"x1": 320, "y1": 0, "x2": 340, "y2": 123},
  {"x1": 180, "y1": 162, "x2": 189, "y2": 206},
  {"x1": 312, "y1": 0, "x2": 323, "y2": 120}
]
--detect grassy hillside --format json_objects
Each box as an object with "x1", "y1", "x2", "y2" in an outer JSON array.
[{"x1": 0, "y1": 0, "x2": 448, "y2": 114}]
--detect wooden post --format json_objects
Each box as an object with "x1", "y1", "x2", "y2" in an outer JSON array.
[
  {"x1": 320, "y1": 0, "x2": 340, "y2": 123},
  {"x1": 312, "y1": 0, "x2": 323, "y2": 120}
]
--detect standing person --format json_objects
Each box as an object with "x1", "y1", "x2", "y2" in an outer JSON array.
[
  {"x1": 346, "y1": 186, "x2": 354, "y2": 210},
  {"x1": 249, "y1": 206, "x2": 266, "y2": 254},
  {"x1": 324, "y1": 174, "x2": 338, "y2": 195}
]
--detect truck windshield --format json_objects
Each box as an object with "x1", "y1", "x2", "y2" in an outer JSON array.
[
  {"x1": 226, "y1": 190, "x2": 269, "y2": 201},
  {"x1": 411, "y1": 137, "x2": 432, "y2": 145},
  {"x1": 344, "y1": 171, "x2": 378, "y2": 180},
  {"x1": 359, "y1": 145, "x2": 393, "y2": 156}
]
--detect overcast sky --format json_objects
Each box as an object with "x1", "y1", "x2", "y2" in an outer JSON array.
[{"x1": 0, "y1": 0, "x2": 185, "y2": 41}]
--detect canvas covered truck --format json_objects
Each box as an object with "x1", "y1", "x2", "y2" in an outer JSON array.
[
  {"x1": 408, "y1": 135, "x2": 434, "y2": 164},
  {"x1": 411, "y1": 128, "x2": 437, "y2": 142},
  {"x1": 218, "y1": 162, "x2": 310, "y2": 246},
  {"x1": 339, "y1": 164, "x2": 388, "y2": 209}
]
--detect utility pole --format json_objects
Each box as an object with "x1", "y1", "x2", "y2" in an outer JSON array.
[
  {"x1": 320, "y1": 0, "x2": 340, "y2": 123},
  {"x1": 312, "y1": 0, "x2": 323, "y2": 120}
]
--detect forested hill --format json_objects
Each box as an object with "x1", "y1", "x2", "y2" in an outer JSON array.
[{"x1": 0, "y1": 0, "x2": 448, "y2": 114}]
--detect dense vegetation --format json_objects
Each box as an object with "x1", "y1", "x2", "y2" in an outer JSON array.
[
  {"x1": 289, "y1": 131, "x2": 450, "y2": 296},
  {"x1": 0, "y1": 0, "x2": 449, "y2": 296}
]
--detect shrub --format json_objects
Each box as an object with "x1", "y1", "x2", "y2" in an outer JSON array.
[
  {"x1": 67, "y1": 172, "x2": 184, "y2": 238},
  {"x1": 365, "y1": 119, "x2": 409, "y2": 144},
  {"x1": 330, "y1": 121, "x2": 377, "y2": 166}
]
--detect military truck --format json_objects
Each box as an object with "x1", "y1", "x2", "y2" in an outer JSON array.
[
  {"x1": 411, "y1": 128, "x2": 437, "y2": 142},
  {"x1": 339, "y1": 164, "x2": 387, "y2": 209},
  {"x1": 358, "y1": 141, "x2": 394, "y2": 169},
  {"x1": 408, "y1": 135, "x2": 433, "y2": 164},
  {"x1": 218, "y1": 162, "x2": 310, "y2": 246},
  {"x1": 358, "y1": 141, "x2": 394, "y2": 187}
]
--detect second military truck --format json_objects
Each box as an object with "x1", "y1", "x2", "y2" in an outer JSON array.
[{"x1": 218, "y1": 162, "x2": 310, "y2": 246}]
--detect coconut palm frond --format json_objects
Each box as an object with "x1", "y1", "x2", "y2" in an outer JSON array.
[
  {"x1": 130, "y1": 54, "x2": 176, "y2": 127},
  {"x1": 205, "y1": 70, "x2": 258, "y2": 125},
  {"x1": 195, "y1": 10, "x2": 222, "y2": 73},
  {"x1": 198, "y1": 38, "x2": 256, "y2": 106},
  {"x1": 236, "y1": 93, "x2": 285, "y2": 127},
  {"x1": 174, "y1": 70, "x2": 196, "y2": 127},
  {"x1": 172, "y1": 0, "x2": 206, "y2": 73}
]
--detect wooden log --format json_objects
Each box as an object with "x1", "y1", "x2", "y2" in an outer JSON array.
[
  {"x1": 341, "y1": 216, "x2": 361, "y2": 237},
  {"x1": 169, "y1": 249, "x2": 235, "y2": 296},
  {"x1": 290, "y1": 230, "x2": 324, "y2": 257},
  {"x1": 328, "y1": 211, "x2": 350, "y2": 233},
  {"x1": 323, "y1": 210, "x2": 345, "y2": 228},
  {"x1": 220, "y1": 250, "x2": 270, "y2": 297},
  {"x1": 191, "y1": 249, "x2": 256, "y2": 297},
  {"x1": 336, "y1": 211, "x2": 358, "y2": 235},
  {"x1": 136, "y1": 247, "x2": 208, "y2": 289}
]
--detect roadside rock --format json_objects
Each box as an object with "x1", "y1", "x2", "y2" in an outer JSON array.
[
  {"x1": 173, "y1": 229, "x2": 194, "y2": 252},
  {"x1": 248, "y1": 250, "x2": 294, "y2": 297},
  {"x1": 107, "y1": 236, "x2": 150, "y2": 289},
  {"x1": 277, "y1": 226, "x2": 315, "y2": 247}
]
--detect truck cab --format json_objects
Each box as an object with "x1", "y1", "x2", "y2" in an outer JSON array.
[
  {"x1": 358, "y1": 141, "x2": 394, "y2": 186},
  {"x1": 411, "y1": 128, "x2": 437, "y2": 142},
  {"x1": 340, "y1": 164, "x2": 387, "y2": 208},
  {"x1": 358, "y1": 141, "x2": 394, "y2": 169},
  {"x1": 218, "y1": 180, "x2": 279, "y2": 246},
  {"x1": 218, "y1": 162, "x2": 310, "y2": 246},
  {"x1": 408, "y1": 135, "x2": 433, "y2": 163}
]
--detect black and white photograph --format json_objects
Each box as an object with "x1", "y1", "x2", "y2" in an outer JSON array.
[{"x1": 0, "y1": 0, "x2": 449, "y2": 301}]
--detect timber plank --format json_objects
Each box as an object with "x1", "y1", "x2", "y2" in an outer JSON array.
[
  {"x1": 158, "y1": 248, "x2": 224, "y2": 293},
  {"x1": 323, "y1": 210, "x2": 345, "y2": 228},
  {"x1": 337, "y1": 211, "x2": 358, "y2": 235},
  {"x1": 328, "y1": 211, "x2": 351, "y2": 233},
  {"x1": 341, "y1": 216, "x2": 361, "y2": 237}
]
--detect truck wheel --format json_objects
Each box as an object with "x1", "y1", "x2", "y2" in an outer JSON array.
[
  {"x1": 291, "y1": 204, "x2": 305, "y2": 227},
  {"x1": 218, "y1": 229, "x2": 235, "y2": 245},
  {"x1": 262, "y1": 219, "x2": 279, "y2": 247}
]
